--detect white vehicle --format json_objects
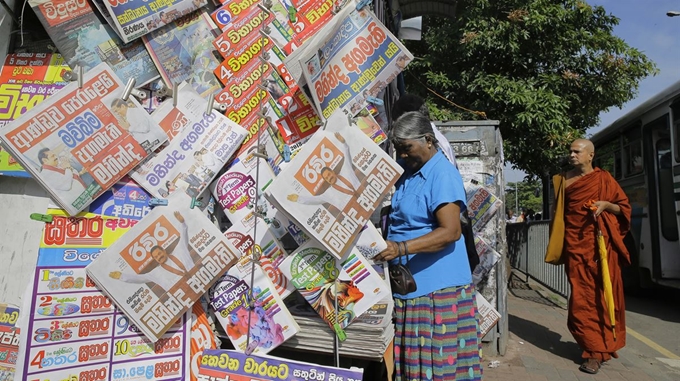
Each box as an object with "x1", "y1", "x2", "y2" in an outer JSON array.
[{"x1": 591, "y1": 80, "x2": 680, "y2": 291}]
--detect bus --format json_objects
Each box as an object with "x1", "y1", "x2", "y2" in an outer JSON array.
[{"x1": 591, "y1": 80, "x2": 680, "y2": 291}]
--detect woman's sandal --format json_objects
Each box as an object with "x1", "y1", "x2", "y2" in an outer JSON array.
[{"x1": 579, "y1": 358, "x2": 601, "y2": 374}]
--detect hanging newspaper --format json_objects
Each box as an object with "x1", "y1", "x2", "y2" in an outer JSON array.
[
  {"x1": 101, "y1": 0, "x2": 207, "y2": 43},
  {"x1": 131, "y1": 85, "x2": 247, "y2": 199},
  {"x1": 465, "y1": 180, "x2": 503, "y2": 233},
  {"x1": 14, "y1": 203, "x2": 193, "y2": 381},
  {"x1": 143, "y1": 11, "x2": 222, "y2": 97},
  {"x1": 208, "y1": 265, "x2": 300, "y2": 354},
  {"x1": 0, "y1": 53, "x2": 69, "y2": 177},
  {"x1": 28, "y1": 0, "x2": 160, "y2": 85},
  {"x1": 213, "y1": 157, "x2": 307, "y2": 246},
  {"x1": 0, "y1": 62, "x2": 167, "y2": 215},
  {"x1": 189, "y1": 303, "x2": 218, "y2": 381},
  {"x1": 225, "y1": 217, "x2": 296, "y2": 298},
  {"x1": 198, "y1": 349, "x2": 364, "y2": 380},
  {"x1": 472, "y1": 236, "x2": 502, "y2": 285},
  {"x1": 86, "y1": 192, "x2": 242, "y2": 342},
  {"x1": 0, "y1": 303, "x2": 20, "y2": 381},
  {"x1": 87, "y1": 176, "x2": 153, "y2": 219},
  {"x1": 266, "y1": 109, "x2": 402, "y2": 259},
  {"x1": 280, "y1": 224, "x2": 390, "y2": 330},
  {"x1": 476, "y1": 293, "x2": 501, "y2": 337},
  {"x1": 292, "y1": 2, "x2": 413, "y2": 118}
]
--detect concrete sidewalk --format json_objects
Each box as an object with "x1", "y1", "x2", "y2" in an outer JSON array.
[{"x1": 483, "y1": 276, "x2": 680, "y2": 381}]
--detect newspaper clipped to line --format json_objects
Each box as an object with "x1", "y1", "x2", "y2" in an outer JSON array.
[
  {"x1": 465, "y1": 180, "x2": 503, "y2": 233},
  {"x1": 131, "y1": 84, "x2": 247, "y2": 199},
  {"x1": 266, "y1": 109, "x2": 402, "y2": 259},
  {"x1": 473, "y1": 236, "x2": 502, "y2": 285},
  {"x1": 86, "y1": 192, "x2": 241, "y2": 342},
  {"x1": 476, "y1": 293, "x2": 501, "y2": 337},
  {"x1": 0, "y1": 62, "x2": 167, "y2": 215},
  {"x1": 293, "y1": 2, "x2": 413, "y2": 118}
]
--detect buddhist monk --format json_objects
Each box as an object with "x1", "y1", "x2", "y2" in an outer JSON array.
[{"x1": 557, "y1": 139, "x2": 631, "y2": 374}]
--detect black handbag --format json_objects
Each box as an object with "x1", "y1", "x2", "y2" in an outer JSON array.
[
  {"x1": 461, "y1": 212, "x2": 480, "y2": 273},
  {"x1": 389, "y1": 255, "x2": 417, "y2": 295}
]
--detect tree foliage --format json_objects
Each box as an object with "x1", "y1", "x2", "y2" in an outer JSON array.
[
  {"x1": 506, "y1": 179, "x2": 543, "y2": 214},
  {"x1": 403, "y1": 0, "x2": 657, "y2": 177}
]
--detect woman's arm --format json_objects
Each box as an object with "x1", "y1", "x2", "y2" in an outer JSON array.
[{"x1": 375, "y1": 201, "x2": 463, "y2": 262}]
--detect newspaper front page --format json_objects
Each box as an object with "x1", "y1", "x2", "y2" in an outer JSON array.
[
  {"x1": 266, "y1": 109, "x2": 402, "y2": 259},
  {"x1": 86, "y1": 192, "x2": 241, "y2": 341},
  {"x1": 0, "y1": 62, "x2": 168, "y2": 215}
]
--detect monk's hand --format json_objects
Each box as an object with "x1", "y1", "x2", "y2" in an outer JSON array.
[
  {"x1": 374, "y1": 241, "x2": 400, "y2": 262},
  {"x1": 592, "y1": 201, "x2": 611, "y2": 217}
]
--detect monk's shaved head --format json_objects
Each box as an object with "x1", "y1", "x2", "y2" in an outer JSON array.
[{"x1": 572, "y1": 139, "x2": 594, "y2": 153}]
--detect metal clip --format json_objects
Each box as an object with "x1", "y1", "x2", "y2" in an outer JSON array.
[
  {"x1": 283, "y1": 144, "x2": 291, "y2": 162},
  {"x1": 206, "y1": 94, "x2": 215, "y2": 115},
  {"x1": 149, "y1": 198, "x2": 168, "y2": 207},
  {"x1": 244, "y1": 339, "x2": 260, "y2": 355},
  {"x1": 257, "y1": 3, "x2": 271, "y2": 13},
  {"x1": 63, "y1": 66, "x2": 84, "y2": 88},
  {"x1": 250, "y1": 245, "x2": 262, "y2": 262},
  {"x1": 172, "y1": 82, "x2": 179, "y2": 107},
  {"x1": 30, "y1": 213, "x2": 53, "y2": 223},
  {"x1": 121, "y1": 78, "x2": 136, "y2": 101},
  {"x1": 259, "y1": 27, "x2": 271, "y2": 38}
]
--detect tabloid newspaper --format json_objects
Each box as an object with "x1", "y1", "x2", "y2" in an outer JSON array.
[
  {"x1": 292, "y1": 2, "x2": 413, "y2": 118},
  {"x1": 212, "y1": 156, "x2": 308, "y2": 246},
  {"x1": 102, "y1": 0, "x2": 207, "y2": 43},
  {"x1": 225, "y1": 217, "x2": 296, "y2": 299},
  {"x1": 279, "y1": 225, "x2": 391, "y2": 330},
  {"x1": 473, "y1": 236, "x2": 502, "y2": 285},
  {"x1": 265, "y1": 109, "x2": 402, "y2": 259},
  {"x1": 143, "y1": 10, "x2": 222, "y2": 97},
  {"x1": 189, "y1": 302, "x2": 218, "y2": 381},
  {"x1": 130, "y1": 84, "x2": 247, "y2": 199},
  {"x1": 0, "y1": 304, "x2": 20, "y2": 381},
  {"x1": 208, "y1": 265, "x2": 300, "y2": 354},
  {"x1": 476, "y1": 293, "x2": 501, "y2": 337},
  {"x1": 197, "y1": 349, "x2": 364, "y2": 380},
  {"x1": 465, "y1": 180, "x2": 503, "y2": 233},
  {"x1": 87, "y1": 176, "x2": 153, "y2": 218},
  {"x1": 28, "y1": 0, "x2": 160, "y2": 85},
  {"x1": 86, "y1": 192, "x2": 242, "y2": 342},
  {"x1": 0, "y1": 53, "x2": 69, "y2": 177},
  {"x1": 0, "y1": 62, "x2": 168, "y2": 215},
  {"x1": 14, "y1": 200, "x2": 194, "y2": 381}
]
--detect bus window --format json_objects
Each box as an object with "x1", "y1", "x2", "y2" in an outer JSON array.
[
  {"x1": 657, "y1": 137, "x2": 678, "y2": 241},
  {"x1": 623, "y1": 127, "x2": 643, "y2": 176},
  {"x1": 672, "y1": 102, "x2": 680, "y2": 162},
  {"x1": 595, "y1": 139, "x2": 620, "y2": 178}
]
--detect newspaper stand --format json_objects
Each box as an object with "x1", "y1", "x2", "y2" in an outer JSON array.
[{"x1": 435, "y1": 120, "x2": 509, "y2": 356}]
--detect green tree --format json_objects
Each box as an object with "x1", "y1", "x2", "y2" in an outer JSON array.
[
  {"x1": 404, "y1": 0, "x2": 657, "y2": 177},
  {"x1": 506, "y1": 179, "x2": 543, "y2": 216}
]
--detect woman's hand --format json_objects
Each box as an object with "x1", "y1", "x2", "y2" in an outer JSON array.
[{"x1": 374, "y1": 240, "x2": 401, "y2": 262}]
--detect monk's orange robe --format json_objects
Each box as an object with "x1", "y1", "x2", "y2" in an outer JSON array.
[{"x1": 563, "y1": 168, "x2": 631, "y2": 362}]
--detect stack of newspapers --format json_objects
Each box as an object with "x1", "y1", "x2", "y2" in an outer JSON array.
[{"x1": 282, "y1": 292, "x2": 395, "y2": 360}]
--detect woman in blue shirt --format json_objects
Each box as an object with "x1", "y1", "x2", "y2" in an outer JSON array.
[{"x1": 375, "y1": 112, "x2": 482, "y2": 380}]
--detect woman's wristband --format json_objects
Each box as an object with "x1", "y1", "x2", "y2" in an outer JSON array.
[
  {"x1": 403, "y1": 241, "x2": 409, "y2": 255},
  {"x1": 395, "y1": 241, "x2": 402, "y2": 257}
]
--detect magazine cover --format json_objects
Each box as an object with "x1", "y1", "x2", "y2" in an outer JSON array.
[
  {"x1": 0, "y1": 62, "x2": 168, "y2": 215},
  {"x1": 0, "y1": 303, "x2": 19, "y2": 381},
  {"x1": 102, "y1": 0, "x2": 207, "y2": 43},
  {"x1": 209, "y1": 265, "x2": 299, "y2": 354},
  {"x1": 295, "y1": 2, "x2": 413, "y2": 118},
  {"x1": 86, "y1": 192, "x2": 242, "y2": 341},
  {"x1": 213, "y1": 156, "x2": 306, "y2": 246},
  {"x1": 131, "y1": 97, "x2": 247, "y2": 199},
  {"x1": 198, "y1": 349, "x2": 364, "y2": 380},
  {"x1": 0, "y1": 53, "x2": 69, "y2": 177},
  {"x1": 28, "y1": 0, "x2": 160, "y2": 85},
  {"x1": 225, "y1": 217, "x2": 296, "y2": 298},
  {"x1": 265, "y1": 109, "x2": 402, "y2": 259},
  {"x1": 280, "y1": 234, "x2": 390, "y2": 330},
  {"x1": 189, "y1": 302, "x2": 217, "y2": 381},
  {"x1": 143, "y1": 10, "x2": 222, "y2": 97},
  {"x1": 14, "y1": 205, "x2": 193, "y2": 381}
]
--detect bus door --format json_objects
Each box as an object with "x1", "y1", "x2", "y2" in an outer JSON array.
[{"x1": 643, "y1": 114, "x2": 680, "y2": 279}]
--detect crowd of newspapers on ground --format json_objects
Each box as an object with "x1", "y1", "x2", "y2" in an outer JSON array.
[{"x1": 0, "y1": 0, "x2": 504, "y2": 379}]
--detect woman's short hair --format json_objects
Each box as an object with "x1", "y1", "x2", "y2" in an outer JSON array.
[{"x1": 389, "y1": 111, "x2": 437, "y2": 147}]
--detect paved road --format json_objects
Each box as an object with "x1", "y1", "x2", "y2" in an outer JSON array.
[{"x1": 484, "y1": 276, "x2": 680, "y2": 380}]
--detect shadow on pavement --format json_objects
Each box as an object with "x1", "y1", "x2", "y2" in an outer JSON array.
[
  {"x1": 507, "y1": 313, "x2": 582, "y2": 365},
  {"x1": 624, "y1": 286, "x2": 680, "y2": 323}
]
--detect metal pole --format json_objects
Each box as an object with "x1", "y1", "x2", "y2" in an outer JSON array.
[{"x1": 515, "y1": 183, "x2": 518, "y2": 212}]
